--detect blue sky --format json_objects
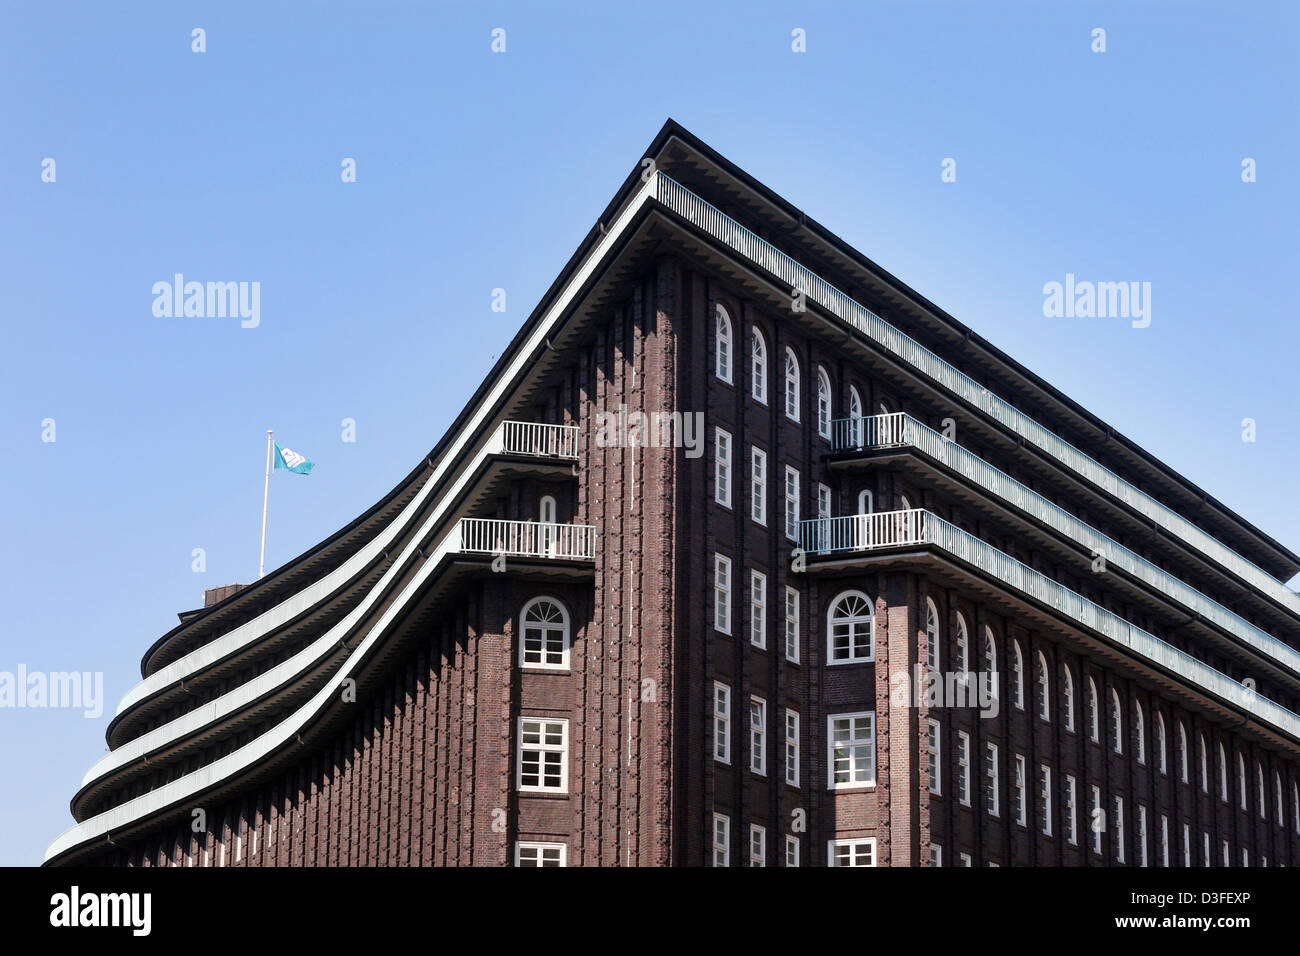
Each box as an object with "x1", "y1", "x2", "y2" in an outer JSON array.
[{"x1": 2, "y1": 1, "x2": 1297, "y2": 866}]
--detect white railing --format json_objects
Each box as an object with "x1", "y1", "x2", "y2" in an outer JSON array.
[
  {"x1": 653, "y1": 171, "x2": 1300, "y2": 619},
  {"x1": 798, "y1": 509, "x2": 928, "y2": 554},
  {"x1": 496, "y1": 421, "x2": 579, "y2": 459},
  {"x1": 831, "y1": 412, "x2": 907, "y2": 452},
  {"x1": 795, "y1": 507, "x2": 1300, "y2": 742},
  {"x1": 456, "y1": 518, "x2": 595, "y2": 561},
  {"x1": 832, "y1": 412, "x2": 1300, "y2": 680}
]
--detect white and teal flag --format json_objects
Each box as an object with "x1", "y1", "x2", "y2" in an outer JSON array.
[{"x1": 273, "y1": 441, "x2": 315, "y2": 475}]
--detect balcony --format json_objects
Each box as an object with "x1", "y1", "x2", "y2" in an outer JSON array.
[
  {"x1": 653, "y1": 171, "x2": 1300, "y2": 618},
  {"x1": 824, "y1": 413, "x2": 1300, "y2": 683},
  {"x1": 455, "y1": 517, "x2": 596, "y2": 561},
  {"x1": 489, "y1": 420, "x2": 580, "y2": 459},
  {"x1": 795, "y1": 508, "x2": 1300, "y2": 746}
]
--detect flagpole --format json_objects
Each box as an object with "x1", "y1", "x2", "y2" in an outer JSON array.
[{"x1": 258, "y1": 429, "x2": 273, "y2": 579}]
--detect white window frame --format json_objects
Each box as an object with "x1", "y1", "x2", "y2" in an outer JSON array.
[
  {"x1": 954, "y1": 613, "x2": 969, "y2": 673},
  {"x1": 516, "y1": 717, "x2": 568, "y2": 794},
  {"x1": 749, "y1": 570, "x2": 767, "y2": 650},
  {"x1": 924, "y1": 598, "x2": 940, "y2": 671},
  {"x1": 1062, "y1": 664, "x2": 1076, "y2": 732},
  {"x1": 816, "y1": 366, "x2": 832, "y2": 439},
  {"x1": 1114, "y1": 795, "x2": 1126, "y2": 864},
  {"x1": 1036, "y1": 650, "x2": 1051, "y2": 722},
  {"x1": 784, "y1": 708, "x2": 800, "y2": 787},
  {"x1": 927, "y1": 718, "x2": 941, "y2": 795},
  {"x1": 1138, "y1": 804, "x2": 1148, "y2": 867},
  {"x1": 749, "y1": 696, "x2": 767, "y2": 776},
  {"x1": 1010, "y1": 640, "x2": 1024, "y2": 710},
  {"x1": 1091, "y1": 786, "x2": 1103, "y2": 855},
  {"x1": 518, "y1": 596, "x2": 571, "y2": 670},
  {"x1": 784, "y1": 586, "x2": 800, "y2": 664},
  {"x1": 712, "y1": 682, "x2": 731, "y2": 764},
  {"x1": 827, "y1": 838, "x2": 876, "y2": 867},
  {"x1": 985, "y1": 742, "x2": 1000, "y2": 818},
  {"x1": 827, "y1": 711, "x2": 876, "y2": 790},
  {"x1": 1135, "y1": 700, "x2": 1146, "y2": 765},
  {"x1": 1111, "y1": 689, "x2": 1124, "y2": 755},
  {"x1": 1178, "y1": 722, "x2": 1189, "y2": 784},
  {"x1": 1156, "y1": 712, "x2": 1167, "y2": 775},
  {"x1": 957, "y1": 731, "x2": 971, "y2": 807},
  {"x1": 785, "y1": 834, "x2": 800, "y2": 867},
  {"x1": 827, "y1": 589, "x2": 875, "y2": 664},
  {"x1": 751, "y1": 325, "x2": 768, "y2": 404},
  {"x1": 715, "y1": 304, "x2": 733, "y2": 384},
  {"x1": 1088, "y1": 677, "x2": 1100, "y2": 743},
  {"x1": 1160, "y1": 813, "x2": 1169, "y2": 867},
  {"x1": 783, "y1": 347, "x2": 800, "y2": 422},
  {"x1": 857, "y1": 488, "x2": 873, "y2": 514},
  {"x1": 749, "y1": 824, "x2": 766, "y2": 867},
  {"x1": 1065, "y1": 774, "x2": 1078, "y2": 846},
  {"x1": 783, "y1": 466, "x2": 800, "y2": 542},
  {"x1": 750, "y1": 446, "x2": 767, "y2": 525},
  {"x1": 712, "y1": 813, "x2": 730, "y2": 866},
  {"x1": 515, "y1": 842, "x2": 567, "y2": 867},
  {"x1": 714, "y1": 427, "x2": 732, "y2": 508},
  {"x1": 1014, "y1": 754, "x2": 1027, "y2": 827},
  {"x1": 713, "y1": 553, "x2": 731, "y2": 635},
  {"x1": 1039, "y1": 764, "x2": 1052, "y2": 836}
]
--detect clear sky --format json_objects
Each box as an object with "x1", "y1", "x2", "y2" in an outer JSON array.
[{"x1": 2, "y1": 1, "x2": 1297, "y2": 866}]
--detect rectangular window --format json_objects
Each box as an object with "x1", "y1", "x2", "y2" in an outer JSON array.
[
  {"x1": 750, "y1": 570, "x2": 767, "y2": 649},
  {"x1": 785, "y1": 835, "x2": 800, "y2": 867},
  {"x1": 828, "y1": 712, "x2": 876, "y2": 789},
  {"x1": 1039, "y1": 765, "x2": 1052, "y2": 836},
  {"x1": 957, "y1": 731, "x2": 971, "y2": 806},
  {"x1": 927, "y1": 719, "x2": 941, "y2": 795},
  {"x1": 1160, "y1": 814, "x2": 1169, "y2": 868},
  {"x1": 929, "y1": 844, "x2": 943, "y2": 867},
  {"x1": 1183, "y1": 823, "x2": 1191, "y2": 868},
  {"x1": 712, "y1": 682, "x2": 731, "y2": 764},
  {"x1": 749, "y1": 825, "x2": 766, "y2": 867},
  {"x1": 750, "y1": 446, "x2": 767, "y2": 525},
  {"x1": 828, "y1": 838, "x2": 876, "y2": 867},
  {"x1": 515, "y1": 842, "x2": 566, "y2": 867},
  {"x1": 1114, "y1": 795, "x2": 1126, "y2": 864},
  {"x1": 1014, "y1": 755, "x2": 1027, "y2": 826},
  {"x1": 784, "y1": 466, "x2": 800, "y2": 541},
  {"x1": 713, "y1": 554, "x2": 731, "y2": 634},
  {"x1": 784, "y1": 709, "x2": 800, "y2": 787},
  {"x1": 749, "y1": 696, "x2": 767, "y2": 776},
  {"x1": 1221, "y1": 840, "x2": 1229, "y2": 867},
  {"x1": 784, "y1": 587, "x2": 800, "y2": 663},
  {"x1": 1138, "y1": 805, "x2": 1148, "y2": 867},
  {"x1": 817, "y1": 482, "x2": 832, "y2": 519},
  {"x1": 1203, "y1": 831, "x2": 1210, "y2": 867},
  {"x1": 1091, "y1": 786, "x2": 1103, "y2": 854},
  {"x1": 714, "y1": 428, "x2": 732, "y2": 507},
  {"x1": 959, "y1": 852, "x2": 973, "y2": 867},
  {"x1": 517, "y1": 718, "x2": 568, "y2": 793},
  {"x1": 1065, "y1": 774, "x2": 1078, "y2": 845},
  {"x1": 712, "y1": 813, "x2": 730, "y2": 867},
  {"x1": 985, "y1": 743, "x2": 1000, "y2": 818}
]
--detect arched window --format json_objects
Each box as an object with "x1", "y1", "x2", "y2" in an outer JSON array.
[
  {"x1": 751, "y1": 325, "x2": 768, "y2": 403},
  {"x1": 1110, "y1": 689, "x2": 1123, "y2": 754},
  {"x1": 519, "y1": 597, "x2": 570, "y2": 669},
  {"x1": 1218, "y1": 743, "x2": 1228, "y2": 802},
  {"x1": 954, "y1": 613, "x2": 969, "y2": 674},
  {"x1": 539, "y1": 495, "x2": 556, "y2": 524},
  {"x1": 1087, "y1": 677, "x2": 1100, "y2": 743},
  {"x1": 1178, "y1": 722, "x2": 1189, "y2": 784},
  {"x1": 1135, "y1": 701, "x2": 1146, "y2": 764},
  {"x1": 848, "y1": 386, "x2": 864, "y2": 448},
  {"x1": 827, "y1": 590, "x2": 874, "y2": 664},
  {"x1": 1257, "y1": 762, "x2": 1266, "y2": 819},
  {"x1": 783, "y1": 348, "x2": 800, "y2": 422},
  {"x1": 1199, "y1": 734, "x2": 1209, "y2": 792},
  {"x1": 1276, "y1": 770, "x2": 1284, "y2": 822},
  {"x1": 1010, "y1": 640, "x2": 1024, "y2": 710},
  {"x1": 1035, "y1": 651, "x2": 1050, "y2": 722},
  {"x1": 1061, "y1": 664, "x2": 1076, "y2": 732},
  {"x1": 816, "y1": 366, "x2": 832, "y2": 440},
  {"x1": 982, "y1": 626, "x2": 997, "y2": 674},
  {"x1": 857, "y1": 489, "x2": 874, "y2": 514},
  {"x1": 715, "y1": 304, "x2": 733, "y2": 384},
  {"x1": 925, "y1": 598, "x2": 940, "y2": 671},
  {"x1": 1155, "y1": 713, "x2": 1167, "y2": 774},
  {"x1": 1237, "y1": 753, "x2": 1247, "y2": 810}
]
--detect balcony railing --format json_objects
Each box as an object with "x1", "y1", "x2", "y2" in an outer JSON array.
[
  {"x1": 456, "y1": 518, "x2": 595, "y2": 561},
  {"x1": 795, "y1": 508, "x2": 1300, "y2": 743},
  {"x1": 654, "y1": 171, "x2": 1300, "y2": 619},
  {"x1": 492, "y1": 420, "x2": 580, "y2": 460},
  {"x1": 827, "y1": 412, "x2": 1300, "y2": 680}
]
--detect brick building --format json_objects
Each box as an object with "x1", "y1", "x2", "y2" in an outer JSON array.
[{"x1": 45, "y1": 120, "x2": 1300, "y2": 867}]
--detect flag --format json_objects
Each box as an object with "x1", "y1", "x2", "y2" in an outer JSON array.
[{"x1": 273, "y1": 441, "x2": 315, "y2": 475}]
